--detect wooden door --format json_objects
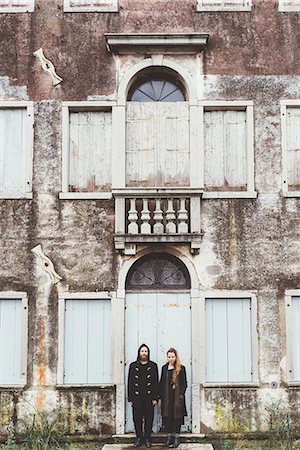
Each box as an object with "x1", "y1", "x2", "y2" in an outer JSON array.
[{"x1": 125, "y1": 292, "x2": 192, "y2": 433}]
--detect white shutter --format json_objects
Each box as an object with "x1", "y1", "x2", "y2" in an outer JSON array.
[
  {"x1": 0, "y1": 299, "x2": 22, "y2": 385},
  {"x1": 64, "y1": 299, "x2": 111, "y2": 384},
  {"x1": 126, "y1": 102, "x2": 189, "y2": 187},
  {"x1": 69, "y1": 111, "x2": 112, "y2": 192},
  {"x1": 286, "y1": 107, "x2": 300, "y2": 192},
  {"x1": 291, "y1": 297, "x2": 300, "y2": 380},
  {"x1": 126, "y1": 103, "x2": 156, "y2": 187},
  {"x1": 0, "y1": 109, "x2": 27, "y2": 195},
  {"x1": 204, "y1": 110, "x2": 247, "y2": 190},
  {"x1": 205, "y1": 298, "x2": 252, "y2": 382},
  {"x1": 157, "y1": 103, "x2": 189, "y2": 187}
]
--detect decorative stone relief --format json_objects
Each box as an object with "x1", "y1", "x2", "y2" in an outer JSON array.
[
  {"x1": 31, "y1": 244, "x2": 62, "y2": 284},
  {"x1": 33, "y1": 48, "x2": 63, "y2": 86}
]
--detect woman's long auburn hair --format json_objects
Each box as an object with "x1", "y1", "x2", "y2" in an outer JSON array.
[{"x1": 167, "y1": 347, "x2": 182, "y2": 383}]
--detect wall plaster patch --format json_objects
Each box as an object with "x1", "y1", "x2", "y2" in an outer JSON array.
[
  {"x1": 33, "y1": 48, "x2": 63, "y2": 86},
  {"x1": 31, "y1": 244, "x2": 62, "y2": 284}
]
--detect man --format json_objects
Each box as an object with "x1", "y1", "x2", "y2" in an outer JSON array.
[{"x1": 128, "y1": 343, "x2": 159, "y2": 448}]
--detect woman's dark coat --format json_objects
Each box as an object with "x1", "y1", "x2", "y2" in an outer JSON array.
[{"x1": 159, "y1": 363, "x2": 187, "y2": 420}]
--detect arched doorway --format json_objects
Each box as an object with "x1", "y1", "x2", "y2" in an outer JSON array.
[{"x1": 125, "y1": 253, "x2": 192, "y2": 433}]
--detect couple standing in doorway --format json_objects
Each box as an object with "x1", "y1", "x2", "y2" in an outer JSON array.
[{"x1": 128, "y1": 344, "x2": 187, "y2": 449}]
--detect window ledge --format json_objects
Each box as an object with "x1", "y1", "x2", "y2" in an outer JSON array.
[
  {"x1": 64, "y1": 6, "x2": 118, "y2": 12},
  {"x1": 0, "y1": 7, "x2": 34, "y2": 13},
  {"x1": 283, "y1": 191, "x2": 300, "y2": 197},
  {"x1": 57, "y1": 384, "x2": 114, "y2": 389},
  {"x1": 202, "y1": 382, "x2": 259, "y2": 388},
  {"x1": 279, "y1": 6, "x2": 300, "y2": 12},
  {"x1": 196, "y1": 5, "x2": 251, "y2": 11},
  {"x1": 202, "y1": 191, "x2": 257, "y2": 199},
  {"x1": 59, "y1": 192, "x2": 112, "y2": 200},
  {"x1": 0, "y1": 193, "x2": 33, "y2": 199},
  {"x1": 0, "y1": 385, "x2": 26, "y2": 389}
]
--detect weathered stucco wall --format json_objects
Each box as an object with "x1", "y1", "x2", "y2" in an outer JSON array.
[{"x1": 0, "y1": 0, "x2": 300, "y2": 438}]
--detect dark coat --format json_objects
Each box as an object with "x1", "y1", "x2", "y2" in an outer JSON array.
[
  {"x1": 128, "y1": 360, "x2": 159, "y2": 408},
  {"x1": 159, "y1": 364, "x2": 187, "y2": 420}
]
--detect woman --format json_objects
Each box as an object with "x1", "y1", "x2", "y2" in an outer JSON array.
[{"x1": 158, "y1": 348, "x2": 187, "y2": 448}]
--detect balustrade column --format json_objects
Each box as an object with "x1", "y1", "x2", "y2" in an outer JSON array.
[
  {"x1": 140, "y1": 198, "x2": 151, "y2": 234},
  {"x1": 153, "y1": 199, "x2": 164, "y2": 234},
  {"x1": 128, "y1": 198, "x2": 139, "y2": 234},
  {"x1": 178, "y1": 198, "x2": 188, "y2": 233},
  {"x1": 166, "y1": 199, "x2": 176, "y2": 233}
]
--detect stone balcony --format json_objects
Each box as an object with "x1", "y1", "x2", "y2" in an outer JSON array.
[{"x1": 113, "y1": 189, "x2": 203, "y2": 255}]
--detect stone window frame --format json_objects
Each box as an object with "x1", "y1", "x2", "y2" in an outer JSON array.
[
  {"x1": 63, "y1": 0, "x2": 118, "y2": 13},
  {"x1": 0, "y1": 0, "x2": 34, "y2": 13},
  {"x1": 0, "y1": 101, "x2": 34, "y2": 199},
  {"x1": 199, "y1": 290, "x2": 259, "y2": 387},
  {"x1": 57, "y1": 291, "x2": 117, "y2": 386},
  {"x1": 60, "y1": 101, "x2": 117, "y2": 200},
  {"x1": 199, "y1": 100, "x2": 256, "y2": 199},
  {"x1": 196, "y1": 0, "x2": 252, "y2": 12},
  {"x1": 281, "y1": 100, "x2": 300, "y2": 197},
  {"x1": 285, "y1": 290, "x2": 300, "y2": 384},
  {"x1": 0, "y1": 291, "x2": 28, "y2": 387},
  {"x1": 278, "y1": 0, "x2": 300, "y2": 12}
]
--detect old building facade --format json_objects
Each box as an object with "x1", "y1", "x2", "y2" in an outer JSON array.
[{"x1": 0, "y1": 0, "x2": 300, "y2": 439}]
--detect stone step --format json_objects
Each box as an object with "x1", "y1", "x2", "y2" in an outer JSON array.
[{"x1": 103, "y1": 444, "x2": 214, "y2": 450}]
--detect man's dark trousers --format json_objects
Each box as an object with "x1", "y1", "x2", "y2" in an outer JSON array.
[{"x1": 132, "y1": 403, "x2": 154, "y2": 440}]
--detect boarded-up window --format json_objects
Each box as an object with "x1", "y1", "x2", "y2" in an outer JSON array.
[
  {"x1": 197, "y1": 0, "x2": 251, "y2": 9},
  {"x1": 64, "y1": 299, "x2": 111, "y2": 384},
  {"x1": 0, "y1": 0, "x2": 34, "y2": 12},
  {"x1": 69, "y1": 111, "x2": 112, "y2": 192},
  {"x1": 290, "y1": 297, "x2": 300, "y2": 380},
  {"x1": 0, "y1": 108, "x2": 29, "y2": 196},
  {"x1": 205, "y1": 298, "x2": 252, "y2": 383},
  {"x1": 64, "y1": 0, "x2": 117, "y2": 11},
  {"x1": 126, "y1": 103, "x2": 190, "y2": 187},
  {"x1": 204, "y1": 109, "x2": 247, "y2": 191},
  {"x1": 286, "y1": 107, "x2": 300, "y2": 192},
  {"x1": 279, "y1": 0, "x2": 300, "y2": 11},
  {"x1": 0, "y1": 299, "x2": 23, "y2": 385}
]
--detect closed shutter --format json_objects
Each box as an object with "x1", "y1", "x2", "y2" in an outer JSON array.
[
  {"x1": 69, "y1": 111, "x2": 112, "y2": 192},
  {"x1": 64, "y1": 299, "x2": 111, "y2": 384},
  {"x1": 204, "y1": 110, "x2": 247, "y2": 191},
  {"x1": 0, "y1": 109, "x2": 27, "y2": 195},
  {"x1": 126, "y1": 102, "x2": 189, "y2": 187},
  {"x1": 286, "y1": 107, "x2": 300, "y2": 191},
  {"x1": 291, "y1": 296, "x2": 300, "y2": 380},
  {"x1": 0, "y1": 299, "x2": 22, "y2": 385},
  {"x1": 205, "y1": 298, "x2": 252, "y2": 382}
]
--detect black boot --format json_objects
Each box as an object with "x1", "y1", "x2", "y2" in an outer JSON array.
[
  {"x1": 133, "y1": 438, "x2": 142, "y2": 448},
  {"x1": 163, "y1": 434, "x2": 173, "y2": 447},
  {"x1": 169, "y1": 436, "x2": 180, "y2": 448}
]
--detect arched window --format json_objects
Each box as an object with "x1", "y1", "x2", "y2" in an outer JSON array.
[
  {"x1": 127, "y1": 67, "x2": 186, "y2": 102},
  {"x1": 128, "y1": 77, "x2": 185, "y2": 102},
  {"x1": 126, "y1": 253, "x2": 191, "y2": 290}
]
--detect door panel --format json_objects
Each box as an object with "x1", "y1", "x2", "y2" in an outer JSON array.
[{"x1": 125, "y1": 292, "x2": 191, "y2": 433}]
